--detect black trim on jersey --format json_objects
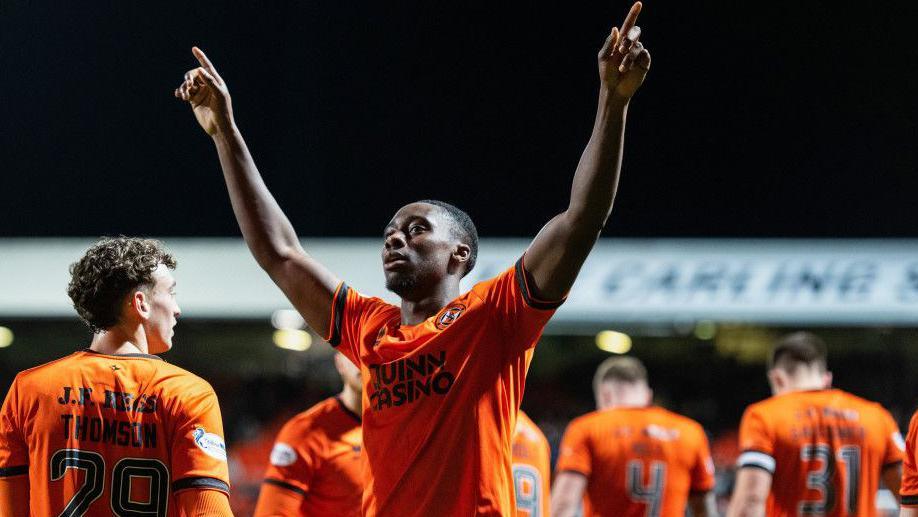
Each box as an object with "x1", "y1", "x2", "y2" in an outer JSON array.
[
  {"x1": 335, "y1": 396, "x2": 362, "y2": 423},
  {"x1": 0, "y1": 465, "x2": 28, "y2": 477},
  {"x1": 83, "y1": 348, "x2": 163, "y2": 361},
  {"x1": 263, "y1": 478, "x2": 307, "y2": 497},
  {"x1": 172, "y1": 476, "x2": 230, "y2": 494},
  {"x1": 737, "y1": 463, "x2": 774, "y2": 475},
  {"x1": 514, "y1": 259, "x2": 564, "y2": 310},
  {"x1": 902, "y1": 494, "x2": 918, "y2": 506},
  {"x1": 328, "y1": 283, "x2": 349, "y2": 346},
  {"x1": 883, "y1": 460, "x2": 904, "y2": 470}
]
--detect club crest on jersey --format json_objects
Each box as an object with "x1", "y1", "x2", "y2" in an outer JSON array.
[
  {"x1": 192, "y1": 427, "x2": 227, "y2": 461},
  {"x1": 269, "y1": 442, "x2": 298, "y2": 467},
  {"x1": 435, "y1": 304, "x2": 466, "y2": 330}
]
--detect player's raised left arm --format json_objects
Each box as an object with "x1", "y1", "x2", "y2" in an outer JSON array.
[{"x1": 523, "y1": 1, "x2": 650, "y2": 300}]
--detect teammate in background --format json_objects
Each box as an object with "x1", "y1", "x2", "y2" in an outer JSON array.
[
  {"x1": 254, "y1": 352, "x2": 364, "y2": 516},
  {"x1": 514, "y1": 410, "x2": 553, "y2": 517},
  {"x1": 727, "y1": 332, "x2": 903, "y2": 517},
  {"x1": 175, "y1": 2, "x2": 650, "y2": 514},
  {"x1": 901, "y1": 409, "x2": 918, "y2": 515},
  {"x1": 0, "y1": 237, "x2": 233, "y2": 516},
  {"x1": 552, "y1": 356, "x2": 716, "y2": 517}
]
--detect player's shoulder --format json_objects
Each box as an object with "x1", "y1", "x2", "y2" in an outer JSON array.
[
  {"x1": 743, "y1": 393, "x2": 787, "y2": 417},
  {"x1": 830, "y1": 389, "x2": 895, "y2": 425},
  {"x1": 467, "y1": 261, "x2": 518, "y2": 301},
  {"x1": 280, "y1": 397, "x2": 353, "y2": 437},
  {"x1": 650, "y1": 406, "x2": 707, "y2": 434},
  {"x1": 12, "y1": 351, "x2": 83, "y2": 385},
  {"x1": 566, "y1": 408, "x2": 605, "y2": 429},
  {"x1": 515, "y1": 412, "x2": 548, "y2": 444}
]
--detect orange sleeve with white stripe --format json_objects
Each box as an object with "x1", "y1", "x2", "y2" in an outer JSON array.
[
  {"x1": 690, "y1": 426, "x2": 716, "y2": 492},
  {"x1": 737, "y1": 404, "x2": 776, "y2": 474},
  {"x1": 879, "y1": 408, "x2": 905, "y2": 467}
]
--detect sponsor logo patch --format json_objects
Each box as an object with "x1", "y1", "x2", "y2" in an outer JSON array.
[
  {"x1": 192, "y1": 427, "x2": 227, "y2": 461},
  {"x1": 270, "y1": 442, "x2": 298, "y2": 467}
]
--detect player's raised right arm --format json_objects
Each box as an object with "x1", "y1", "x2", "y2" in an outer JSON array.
[{"x1": 175, "y1": 47, "x2": 340, "y2": 337}]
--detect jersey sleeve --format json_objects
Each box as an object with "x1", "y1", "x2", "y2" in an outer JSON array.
[
  {"x1": 261, "y1": 417, "x2": 321, "y2": 497},
  {"x1": 878, "y1": 407, "x2": 905, "y2": 467},
  {"x1": 474, "y1": 257, "x2": 565, "y2": 354},
  {"x1": 169, "y1": 381, "x2": 231, "y2": 495},
  {"x1": 900, "y1": 409, "x2": 918, "y2": 505},
  {"x1": 0, "y1": 377, "x2": 28, "y2": 479},
  {"x1": 736, "y1": 404, "x2": 776, "y2": 475},
  {"x1": 556, "y1": 419, "x2": 592, "y2": 477},
  {"x1": 689, "y1": 426, "x2": 716, "y2": 492},
  {"x1": 326, "y1": 282, "x2": 395, "y2": 366}
]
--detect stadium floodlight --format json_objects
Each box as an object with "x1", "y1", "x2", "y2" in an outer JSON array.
[
  {"x1": 273, "y1": 329, "x2": 312, "y2": 351},
  {"x1": 595, "y1": 330, "x2": 632, "y2": 354},
  {"x1": 0, "y1": 326, "x2": 12, "y2": 348}
]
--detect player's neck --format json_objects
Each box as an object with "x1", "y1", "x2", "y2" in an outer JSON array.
[
  {"x1": 339, "y1": 384, "x2": 362, "y2": 416},
  {"x1": 399, "y1": 280, "x2": 460, "y2": 325},
  {"x1": 780, "y1": 383, "x2": 830, "y2": 395},
  {"x1": 89, "y1": 324, "x2": 150, "y2": 356}
]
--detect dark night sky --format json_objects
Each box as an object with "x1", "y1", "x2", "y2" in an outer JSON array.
[{"x1": 2, "y1": 2, "x2": 917, "y2": 238}]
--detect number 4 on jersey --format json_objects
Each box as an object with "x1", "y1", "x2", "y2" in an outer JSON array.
[{"x1": 628, "y1": 460, "x2": 667, "y2": 517}]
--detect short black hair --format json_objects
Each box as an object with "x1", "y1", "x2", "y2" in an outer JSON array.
[
  {"x1": 769, "y1": 331, "x2": 828, "y2": 373},
  {"x1": 67, "y1": 237, "x2": 176, "y2": 333},
  {"x1": 419, "y1": 199, "x2": 478, "y2": 276}
]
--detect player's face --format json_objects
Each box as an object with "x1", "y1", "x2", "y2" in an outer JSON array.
[
  {"x1": 382, "y1": 202, "x2": 462, "y2": 300},
  {"x1": 141, "y1": 264, "x2": 181, "y2": 355}
]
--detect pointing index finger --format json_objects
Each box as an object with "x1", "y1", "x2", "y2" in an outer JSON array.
[
  {"x1": 192, "y1": 46, "x2": 217, "y2": 74},
  {"x1": 619, "y1": 2, "x2": 642, "y2": 38}
]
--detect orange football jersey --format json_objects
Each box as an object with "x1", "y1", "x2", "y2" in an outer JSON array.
[
  {"x1": 556, "y1": 406, "x2": 715, "y2": 517},
  {"x1": 326, "y1": 258, "x2": 562, "y2": 516},
  {"x1": 901, "y1": 409, "x2": 918, "y2": 506},
  {"x1": 513, "y1": 410, "x2": 551, "y2": 517},
  {"x1": 0, "y1": 349, "x2": 230, "y2": 516},
  {"x1": 254, "y1": 397, "x2": 364, "y2": 516},
  {"x1": 737, "y1": 389, "x2": 904, "y2": 517}
]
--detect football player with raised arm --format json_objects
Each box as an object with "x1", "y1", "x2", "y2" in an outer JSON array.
[
  {"x1": 175, "y1": 3, "x2": 650, "y2": 514},
  {"x1": 0, "y1": 237, "x2": 233, "y2": 516}
]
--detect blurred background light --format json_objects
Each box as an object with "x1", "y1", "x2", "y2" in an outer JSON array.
[
  {"x1": 0, "y1": 326, "x2": 12, "y2": 348},
  {"x1": 595, "y1": 330, "x2": 632, "y2": 354},
  {"x1": 273, "y1": 329, "x2": 312, "y2": 351}
]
